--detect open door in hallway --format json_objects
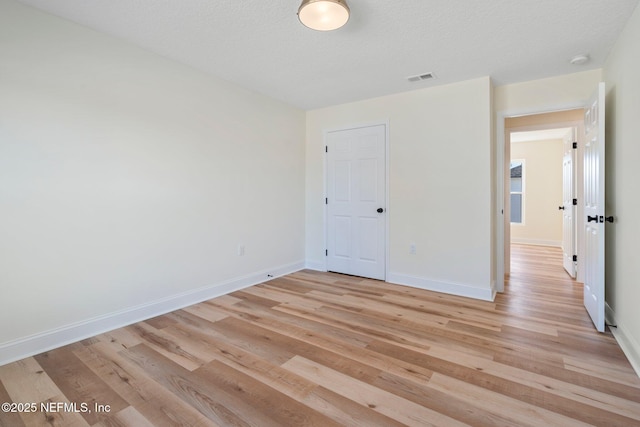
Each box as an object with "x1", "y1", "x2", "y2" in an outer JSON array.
[{"x1": 583, "y1": 82, "x2": 606, "y2": 332}]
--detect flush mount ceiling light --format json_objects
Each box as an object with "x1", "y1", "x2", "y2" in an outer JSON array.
[
  {"x1": 298, "y1": 0, "x2": 350, "y2": 31},
  {"x1": 570, "y1": 54, "x2": 590, "y2": 65}
]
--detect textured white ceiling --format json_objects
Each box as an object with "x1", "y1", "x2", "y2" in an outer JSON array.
[{"x1": 15, "y1": 0, "x2": 640, "y2": 110}]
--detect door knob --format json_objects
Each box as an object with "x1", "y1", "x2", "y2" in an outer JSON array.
[
  {"x1": 587, "y1": 215, "x2": 598, "y2": 223},
  {"x1": 605, "y1": 216, "x2": 615, "y2": 223},
  {"x1": 377, "y1": 208, "x2": 384, "y2": 213},
  {"x1": 558, "y1": 206, "x2": 565, "y2": 210}
]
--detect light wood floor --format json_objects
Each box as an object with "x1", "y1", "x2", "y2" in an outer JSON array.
[{"x1": 1, "y1": 244, "x2": 639, "y2": 426}]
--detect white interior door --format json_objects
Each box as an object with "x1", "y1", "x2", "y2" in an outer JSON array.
[
  {"x1": 326, "y1": 124, "x2": 386, "y2": 280},
  {"x1": 561, "y1": 128, "x2": 577, "y2": 278},
  {"x1": 583, "y1": 82, "x2": 606, "y2": 332}
]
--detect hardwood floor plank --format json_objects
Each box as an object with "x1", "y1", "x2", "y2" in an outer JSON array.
[
  {"x1": 563, "y1": 355, "x2": 640, "y2": 389},
  {"x1": 203, "y1": 299, "x2": 435, "y2": 384},
  {"x1": 282, "y1": 355, "x2": 469, "y2": 427},
  {"x1": 93, "y1": 327, "x2": 143, "y2": 352},
  {"x1": 33, "y1": 348, "x2": 129, "y2": 426},
  {"x1": 0, "y1": 380, "x2": 26, "y2": 427},
  {"x1": 0, "y1": 357, "x2": 61, "y2": 403},
  {"x1": 122, "y1": 344, "x2": 258, "y2": 426},
  {"x1": 494, "y1": 352, "x2": 640, "y2": 403},
  {"x1": 212, "y1": 295, "x2": 373, "y2": 349},
  {"x1": 370, "y1": 369, "x2": 528, "y2": 426},
  {"x1": 125, "y1": 344, "x2": 340, "y2": 426},
  {"x1": 366, "y1": 338, "x2": 640, "y2": 426},
  {"x1": 181, "y1": 303, "x2": 229, "y2": 323},
  {"x1": 194, "y1": 330, "x2": 407, "y2": 426},
  {"x1": 425, "y1": 345, "x2": 640, "y2": 422},
  {"x1": 73, "y1": 342, "x2": 218, "y2": 427},
  {"x1": 196, "y1": 361, "x2": 342, "y2": 427},
  {"x1": 299, "y1": 386, "x2": 406, "y2": 427},
  {"x1": 107, "y1": 406, "x2": 155, "y2": 427},
  {"x1": 125, "y1": 322, "x2": 209, "y2": 371},
  {"x1": 427, "y1": 373, "x2": 593, "y2": 427}
]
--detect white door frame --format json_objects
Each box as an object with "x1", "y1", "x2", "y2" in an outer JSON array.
[
  {"x1": 323, "y1": 120, "x2": 390, "y2": 280},
  {"x1": 496, "y1": 104, "x2": 585, "y2": 292},
  {"x1": 561, "y1": 127, "x2": 578, "y2": 278}
]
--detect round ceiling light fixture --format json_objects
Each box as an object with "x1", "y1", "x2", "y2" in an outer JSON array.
[
  {"x1": 570, "y1": 54, "x2": 590, "y2": 65},
  {"x1": 298, "y1": 0, "x2": 350, "y2": 31}
]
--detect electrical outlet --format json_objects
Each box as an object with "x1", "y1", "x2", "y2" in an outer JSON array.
[
  {"x1": 409, "y1": 243, "x2": 416, "y2": 255},
  {"x1": 237, "y1": 244, "x2": 245, "y2": 256}
]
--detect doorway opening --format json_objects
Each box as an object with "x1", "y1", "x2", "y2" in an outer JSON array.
[{"x1": 502, "y1": 109, "x2": 585, "y2": 285}]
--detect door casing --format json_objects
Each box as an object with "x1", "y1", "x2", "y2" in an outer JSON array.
[{"x1": 561, "y1": 128, "x2": 578, "y2": 278}]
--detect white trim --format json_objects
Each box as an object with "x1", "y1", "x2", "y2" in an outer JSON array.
[
  {"x1": 606, "y1": 303, "x2": 640, "y2": 378},
  {"x1": 496, "y1": 102, "x2": 586, "y2": 293},
  {"x1": 384, "y1": 121, "x2": 391, "y2": 282},
  {"x1": 509, "y1": 158, "x2": 526, "y2": 225},
  {"x1": 510, "y1": 238, "x2": 562, "y2": 247},
  {"x1": 323, "y1": 120, "x2": 390, "y2": 280},
  {"x1": 0, "y1": 261, "x2": 304, "y2": 367},
  {"x1": 322, "y1": 132, "x2": 328, "y2": 272},
  {"x1": 388, "y1": 272, "x2": 496, "y2": 302},
  {"x1": 496, "y1": 113, "x2": 505, "y2": 291}
]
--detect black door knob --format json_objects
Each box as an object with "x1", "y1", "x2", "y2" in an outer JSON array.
[
  {"x1": 587, "y1": 215, "x2": 598, "y2": 223},
  {"x1": 605, "y1": 216, "x2": 615, "y2": 223},
  {"x1": 377, "y1": 208, "x2": 384, "y2": 213},
  {"x1": 558, "y1": 206, "x2": 565, "y2": 210}
]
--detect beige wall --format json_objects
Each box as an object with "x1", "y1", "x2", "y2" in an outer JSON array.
[
  {"x1": 505, "y1": 110, "x2": 584, "y2": 128},
  {"x1": 494, "y1": 70, "x2": 603, "y2": 113},
  {"x1": 0, "y1": 1, "x2": 306, "y2": 358},
  {"x1": 306, "y1": 77, "x2": 494, "y2": 299},
  {"x1": 603, "y1": 2, "x2": 640, "y2": 374},
  {"x1": 510, "y1": 139, "x2": 563, "y2": 246}
]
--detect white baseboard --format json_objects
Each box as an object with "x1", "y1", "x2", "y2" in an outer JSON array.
[
  {"x1": 304, "y1": 260, "x2": 326, "y2": 271},
  {"x1": 387, "y1": 272, "x2": 495, "y2": 301},
  {"x1": 605, "y1": 303, "x2": 640, "y2": 378},
  {"x1": 0, "y1": 261, "x2": 304, "y2": 367},
  {"x1": 511, "y1": 238, "x2": 561, "y2": 247}
]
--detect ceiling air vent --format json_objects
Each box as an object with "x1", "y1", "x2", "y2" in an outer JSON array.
[{"x1": 407, "y1": 72, "x2": 435, "y2": 83}]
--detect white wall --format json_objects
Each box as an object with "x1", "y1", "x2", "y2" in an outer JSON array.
[
  {"x1": 510, "y1": 139, "x2": 563, "y2": 246},
  {"x1": 306, "y1": 77, "x2": 494, "y2": 300},
  {"x1": 0, "y1": 1, "x2": 306, "y2": 362},
  {"x1": 603, "y1": 3, "x2": 640, "y2": 375}
]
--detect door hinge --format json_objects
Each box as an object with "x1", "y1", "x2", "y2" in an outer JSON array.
[
  {"x1": 325, "y1": 146, "x2": 328, "y2": 153},
  {"x1": 573, "y1": 255, "x2": 578, "y2": 262},
  {"x1": 325, "y1": 249, "x2": 328, "y2": 256},
  {"x1": 572, "y1": 142, "x2": 578, "y2": 149},
  {"x1": 572, "y1": 198, "x2": 578, "y2": 206},
  {"x1": 325, "y1": 197, "x2": 328, "y2": 204}
]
